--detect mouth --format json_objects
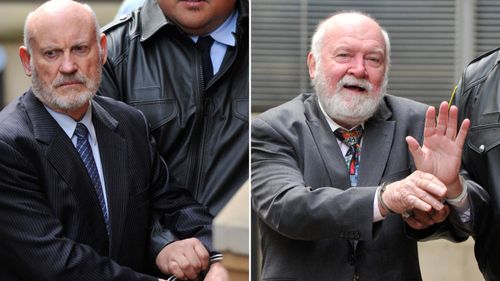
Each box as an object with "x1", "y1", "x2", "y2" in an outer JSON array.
[
  {"x1": 343, "y1": 84, "x2": 367, "y2": 93},
  {"x1": 56, "y1": 81, "x2": 83, "y2": 88},
  {"x1": 179, "y1": 0, "x2": 207, "y2": 7}
]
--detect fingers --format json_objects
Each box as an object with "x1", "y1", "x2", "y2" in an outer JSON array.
[
  {"x1": 455, "y1": 118, "x2": 470, "y2": 150},
  {"x1": 446, "y1": 104, "x2": 458, "y2": 139},
  {"x1": 403, "y1": 205, "x2": 450, "y2": 230},
  {"x1": 383, "y1": 171, "x2": 446, "y2": 214},
  {"x1": 204, "y1": 262, "x2": 230, "y2": 281},
  {"x1": 435, "y1": 101, "x2": 448, "y2": 136},
  {"x1": 425, "y1": 102, "x2": 463, "y2": 140},
  {"x1": 193, "y1": 240, "x2": 210, "y2": 271},
  {"x1": 414, "y1": 173, "x2": 447, "y2": 199},
  {"x1": 156, "y1": 238, "x2": 210, "y2": 280},
  {"x1": 424, "y1": 106, "x2": 437, "y2": 138},
  {"x1": 405, "y1": 136, "x2": 422, "y2": 165}
]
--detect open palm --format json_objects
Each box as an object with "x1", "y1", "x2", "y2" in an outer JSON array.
[{"x1": 406, "y1": 101, "x2": 470, "y2": 186}]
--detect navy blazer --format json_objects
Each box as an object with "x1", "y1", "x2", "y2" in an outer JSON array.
[{"x1": 0, "y1": 90, "x2": 213, "y2": 280}]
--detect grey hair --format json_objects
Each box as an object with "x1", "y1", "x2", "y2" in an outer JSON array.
[
  {"x1": 310, "y1": 11, "x2": 391, "y2": 69},
  {"x1": 23, "y1": 2, "x2": 102, "y2": 56}
]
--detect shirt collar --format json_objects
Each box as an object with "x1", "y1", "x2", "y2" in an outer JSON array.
[
  {"x1": 44, "y1": 102, "x2": 97, "y2": 145},
  {"x1": 191, "y1": 10, "x2": 238, "y2": 47},
  {"x1": 140, "y1": 0, "x2": 240, "y2": 43},
  {"x1": 317, "y1": 98, "x2": 364, "y2": 132}
]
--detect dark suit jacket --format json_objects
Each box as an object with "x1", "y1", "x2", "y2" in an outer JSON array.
[
  {"x1": 251, "y1": 93, "x2": 464, "y2": 281},
  {"x1": 0, "y1": 90, "x2": 213, "y2": 280}
]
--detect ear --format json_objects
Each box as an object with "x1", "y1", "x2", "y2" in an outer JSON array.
[
  {"x1": 307, "y1": 52, "x2": 316, "y2": 81},
  {"x1": 19, "y1": 46, "x2": 33, "y2": 77},
  {"x1": 99, "y1": 33, "x2": 108, "y2": 65}
]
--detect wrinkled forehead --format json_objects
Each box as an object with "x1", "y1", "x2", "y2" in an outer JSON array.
[{"x1": 28, "y1": 6, "x2": 96, "y2": 48}]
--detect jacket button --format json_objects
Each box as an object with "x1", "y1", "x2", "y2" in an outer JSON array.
[{"x1": 479, "y1": 144, "x2": 485, "y2": 153}]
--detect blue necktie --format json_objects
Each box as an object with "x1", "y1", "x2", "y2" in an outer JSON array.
[
  {"x1": 74, "y1": 123, "x2": 110, "y2": 235},
  {"x1": 334, "y1": 126, "x2": 363, "y2": 187}
]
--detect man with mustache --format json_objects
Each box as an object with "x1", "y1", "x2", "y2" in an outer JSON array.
[
  {"x1": 0, "y1": 1, "x2": 227, "y2": 280},
  {"x1": 252, "y1": 11, "x2": 474, "y2": 280}
]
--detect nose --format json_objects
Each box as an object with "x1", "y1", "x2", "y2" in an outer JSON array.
[
  {"x1": 59, "y1": 53, "x2": 77, "y2": 74},
  {"x1": 347, "y1": 55, "x2": 367, "y2": 78}
]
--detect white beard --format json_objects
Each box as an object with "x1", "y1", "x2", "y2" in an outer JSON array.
[
  {"x1": 31, "y1": 63, "x2": 100, "y2": 111},
  {"x1": 313, "y1": 66, "x2": 387, "y2": 127}
]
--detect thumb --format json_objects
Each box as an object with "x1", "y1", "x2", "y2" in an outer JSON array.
[{"x1": 406, "y1": 136, "x2": 423, "y2": 165}]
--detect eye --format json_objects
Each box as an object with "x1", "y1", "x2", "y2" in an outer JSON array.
[
  {"x1": 44, "y1": 50, "x2": 58, "y2": 60},
  {"x1": 366, "y1": 55, "x2": 383, "y2": 66},
  {"x1": 334, "y1": 52, "x2": 352, "y2": 62},
  {"x1": 73, "y1": 45, "x2": 89, "y2": 55}
]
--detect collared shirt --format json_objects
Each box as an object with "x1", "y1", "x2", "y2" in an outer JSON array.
[
  {"x1": 191, "y1": 10, "x2": 238, "y2": 75},
  {"x1": 316, "y1": 99, "x2": 388, "y2": 220},
  {"x1": 317, "y1": 99, "x2": 364, "y2": 155},
  {"x1": 45, "y1": 103, "x2": 109, "y2": 212}
]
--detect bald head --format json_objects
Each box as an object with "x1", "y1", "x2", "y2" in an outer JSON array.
[
  {"x1": 23, "y1": 0, "x2": 100, "y2": 55},
  {"x1": 19, "y1": 0, "x2": 107, "y2": 120},
  {"x1": 310, "y1": 11, "x2": 390, "y2": 67}
]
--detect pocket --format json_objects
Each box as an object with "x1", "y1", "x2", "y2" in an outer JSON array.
[
  {"x1": 233, "y1": 98, "x2": 249, "y2": 122},
  {"x1": 129, "y1": 87, "x2": 178, "y2": 130},
  {"x1": 467, "y1": 124, "x2": 500, "y2": 154}
]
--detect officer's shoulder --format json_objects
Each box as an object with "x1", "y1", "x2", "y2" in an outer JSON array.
[
  {"x1": 462, "y1": 47, "x2": 500, "y2": 84},
  {"x1": 101, "y1": 13, "x2": 133, "y2": 34},
  {"x1": 468, "y1": 47, "x2": 500, "y2": 66}
]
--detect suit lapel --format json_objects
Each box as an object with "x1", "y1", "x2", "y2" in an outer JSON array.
[
  {"x1": 91, "y1": 99, "x2": 128, "y2": 258},
  {"x1": 304, "y1": 96, "x2": 351, "y2": 189},
  {"x1": 24, "y1": 91, "x2": 109, "y2": 254},
  {"x1": 357, "y1": 99, "x2": 395, "y2": 187}
]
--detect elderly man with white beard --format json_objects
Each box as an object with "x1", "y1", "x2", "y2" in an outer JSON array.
[{"x1": 251, "y1": 11, "x2": 475, "y2": 281}]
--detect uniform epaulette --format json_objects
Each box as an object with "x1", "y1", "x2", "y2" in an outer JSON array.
[
  {"x1": 101, "y1": 13, "x2": 132, "y2": 33},
  {"x1": 467, "y1": 46, "x2": 500, "y2": 66}
]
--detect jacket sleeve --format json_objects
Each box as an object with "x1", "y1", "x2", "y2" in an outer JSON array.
[
  {"x1": 99, "y1": 56, "x2": 124, "y2": 101},
  {"x1": 251, "y1": 117, "x2": 377, "y2": 242},
  {"x1": 143, "y1": 114, "x2": 214, "y2": 256},
  {"x1": 0, "y1": 140, "x2": 158, "y2": 281}
]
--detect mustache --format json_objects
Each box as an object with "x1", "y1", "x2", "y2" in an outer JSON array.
[
  {"x1": 52, "y1": 73, "x2": 87, "y2": 87},
  {"x1": 337, "y1": 75, "x2": 373, "y2": 92}
]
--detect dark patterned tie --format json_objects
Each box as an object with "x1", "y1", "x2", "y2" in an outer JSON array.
[
  {"x1": 74, "y1": 123, "x2": 110, "y2": 235},
  {"x1": 197, "y1": 36, "x2": 214, "y2": 88},
  {"x1": 334, "y1": 126, "x2": 363, "y2": 187}
]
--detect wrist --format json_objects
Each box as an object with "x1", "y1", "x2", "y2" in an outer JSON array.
[
  {"x1": 446, "y1": 176, "x2": 463, "y2": 199},
  {"x1": 377, "y1": 182, "x2": 396, "y2": 216},
  {"x1": 446, "y1": 176, "x2": 468, "y2": 205}
]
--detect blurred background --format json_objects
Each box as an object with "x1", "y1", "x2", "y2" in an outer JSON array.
[
  {"x1": 252, "y1": 0, "x2": 499, "y2": 112},
  {"x1": 251, "y1": 0, "x2": 497, "y2": 280}
]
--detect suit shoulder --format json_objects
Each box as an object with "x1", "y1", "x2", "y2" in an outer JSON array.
[
  {"x1": 93, "y1": 96, "x2": 145, "y2": 121},
  {"x1": 255, "y1": 93, "x2": 310, "y2": 124},
  {"x1": 384, "y1": 95, "x2": 428, "y2": 118}
]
